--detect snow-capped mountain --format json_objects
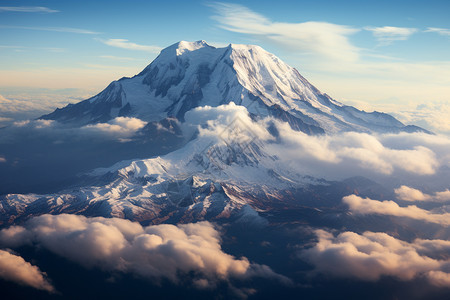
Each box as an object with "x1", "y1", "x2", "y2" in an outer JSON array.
[
  {"x1": 41, "y1": 40, "x2": 420, "y2": 134},
  {"x1": 1, "y1": 40, "x2": 429, "y2": 225}
]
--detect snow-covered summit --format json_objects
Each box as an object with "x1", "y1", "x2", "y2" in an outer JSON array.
[{"x1": 41, "y1": 40, "x2": 420, "y2": 134}]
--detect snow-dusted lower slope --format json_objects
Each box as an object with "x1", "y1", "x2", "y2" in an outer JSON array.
[
  {"x1": 0, "y1": 119, "x2": 321, "y2": 225},
  {"x1": 41, "y1": 40, "x2": 419, "y2": 134}
]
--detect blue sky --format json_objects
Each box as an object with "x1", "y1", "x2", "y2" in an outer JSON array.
[{"x1": 0, "y1": 0, "x2": 449, "y2": 133}]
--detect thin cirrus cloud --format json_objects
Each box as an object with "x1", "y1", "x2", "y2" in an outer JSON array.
[
  {"x1": 343, "y1": 194, "x2": 450, "y2": 226},
  {"x1": 301, "y1": 229, "x2": 450, "y2": 287},
  {"x1": 0, "y1": 250, "x2": 54, "y2": 292},
  {"x1": 0, "y1": 25, "x2": 99, "y2": 34},
  {"x1": 425, "y1": 27, "x2": 450, "y2": 36},
  {"x1": 99, "y1": 39, "x2": 162, "y2": 53},
  {"x1": 0, "y1": 214, "x2": 288, "y2": 290},
  {"x1": 208, "y1": 2, "x2": 360, "y2": 62},
  {"x1": 364, "y1": 26, "x2": 418, "y2": 45},
  {"x1": 0, "y1": 6, "x2": 58, "y2": 13}
]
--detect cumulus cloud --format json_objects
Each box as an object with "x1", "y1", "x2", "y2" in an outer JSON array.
[
  {"x1": 365, "y1": 26, "x2": 417, "y2": 45},
  {"x1": 343, "y1": 194, "x2": 450, "y2": 226},
  {"x1": 301, "y1": 230, "x2": 450, "y2": 287},
  {"x1": 0, "y1": 214, "x2": 286, "y2": 288},
  {"x1": 0, "y1": 6, "x2": 58, "y2": 13},
  {"x1": 0, "y1": 249, "x2": 54, "y2": 292},
  {"x1": 209, "y1": 2, "x2": 360, "y2": 62},
  {"x1": 100, "y1": 39, "x2": 162, "y2": 53},
  {"x1": 184, "y1": 102, "x2": 272, "y2": 144},
  {"x1": 82, "y1": 117, "x2": 147, "y2": 139},
  {"x1": 184, "y1": 104, "x2": 449, "y2": 186},
  {"x1": 268, "y1": 122, "x2": 441, "y2": 177},
  {"x1": 395, "y1": 186, "x2": 450, "y2": 202}
]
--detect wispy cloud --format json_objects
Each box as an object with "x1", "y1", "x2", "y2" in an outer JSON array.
[
  {"x1": 99, "y1": 39, "x2": 162, "y2": 53},
  {"x1": 0, "y1": 6, "x2": 58, "y2": 13},
  {"x1": 0, "y1": 45, "x2": 65, "y2": 52},
  {"x1": 209, "y1": 2, "x2": 360, "y2": 62},
  {"x1": 425, "y1": 27, "x2": 450, "y2": 36},
  {"x1": 0, "y1": 25, "x2": 99, "y2": 34},
  {"x1": 364, "y1": 26, "x2": 418, "y2": 45}
]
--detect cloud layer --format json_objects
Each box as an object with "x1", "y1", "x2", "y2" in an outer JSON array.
[
  {"x1": 0, "y1": 214, "x2": 284, "y2": 288},
  {"x1": 302, "y1": 230, "x2": 450, "y2": 286},
  {"x1": 184, "y1": 103, "x2": 449, "y2": 188}
]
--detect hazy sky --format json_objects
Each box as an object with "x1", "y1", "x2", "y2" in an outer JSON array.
[{"x1": 0, "y1": 0, "x2": 449, "y2": 133}]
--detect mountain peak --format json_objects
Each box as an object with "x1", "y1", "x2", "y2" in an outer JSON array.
[
  {"x1": 41, "y1": 40, "x2": 422, "y2": 134},
  {"x1": 163, "y1": 40, "x2": 213, "y2": 56}
]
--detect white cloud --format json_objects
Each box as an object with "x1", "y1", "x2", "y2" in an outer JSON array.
[
  {"x1": 343, "y1": 194, "x2": 450, "y2": 226},
  {"x1": 0, "y1": 214, "x2": 287, "y2": 288},
  {"x1": 0, "y1": 156, "x2": 5, "y2": 163},
  {"x1": 301, "y1": 230, "x2": 450, "y2": 287},
  {"x1": 392, "y1": 102, "x2": 450, "y2": 135},
  {"x1": 184, "y1": 102, "x2": 272, "y2": 144},
  {"x1": 82, "y1": 117, "x2": 147, "y2": 139},
  {"x1": 185, "y1": 104, "x2": 448, "y2": 184},
  {"x1": 395, "y1": 186, "x2": 450, "y2": 202},
  {"x1": 0, "y1": 6, "x2": 58, "y2": 13},
  {"x1": 425, "y1": 27, "x2": 450, "y2": 36},
  {"x1": 100, "y1": 39, "x2": 162, "y2": 53},
  {"x1": 0, "y1": 249, "x2": 54, "y2": 292},
  {"x1": 0, "y1": 25, "x2": 99, "y2": 34},
  {"x1": 209, "y1": 2, "x2": 360, "y2": 62},
  {"x1": 269, "y1": 123, "x2": 440, "y2": 177},
  {"x1": 0, "y1": 117, "x2": 148, "y2": 144},
  {"x1": 365, "y1": 26, "x2": 417, "y2": 45}
]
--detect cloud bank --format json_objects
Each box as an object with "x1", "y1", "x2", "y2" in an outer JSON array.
[
  {"x1": 0, "y1": 214, "x2": 285, "y2": 288},
  {"x1": 0, "y1": 249, "x2": 54, "y2": 292},
  {"x1": 183, "y1": 103, "x2": 449, "y2": 188},
  {"x1": 302, "y1": 230, "x2": 450, "y2": 287}
]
